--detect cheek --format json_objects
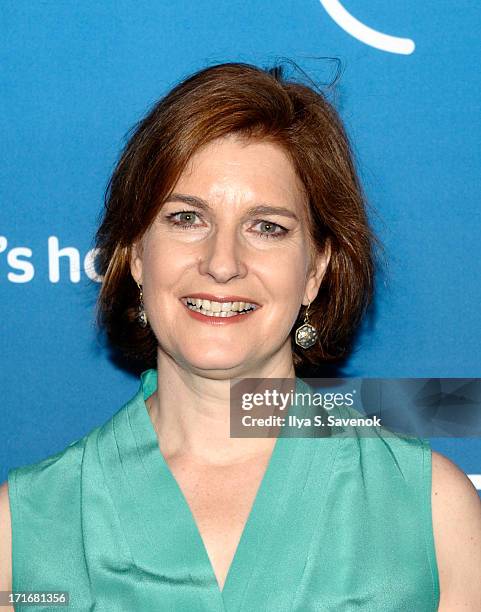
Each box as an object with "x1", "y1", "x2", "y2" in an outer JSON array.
[
  {"x1": 259, "y1": 249, "x2": 307, "y2": 298},
  {"x1": 140, "y1": 254, "x2": 178, "y2": 317},
  {"x1": 142, "y1": 238, "x2": 186, "y2": 283}
]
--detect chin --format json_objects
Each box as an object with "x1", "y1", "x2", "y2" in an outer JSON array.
[{"x1": 179, "y1": 348, "x2": 250, "y2": 374}]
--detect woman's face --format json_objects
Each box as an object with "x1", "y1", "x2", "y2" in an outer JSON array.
[{"x1": 131, "y1": 134, "x2": 330, "y2": 377}]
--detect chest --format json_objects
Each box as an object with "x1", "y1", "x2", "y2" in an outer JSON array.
[{"x1": 166, "y1": 454, "x2": 272, "y2": 591}]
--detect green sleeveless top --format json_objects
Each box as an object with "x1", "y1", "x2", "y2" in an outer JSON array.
[{"x1": 8, "y1": 369, "x2": 440, "y2": 611}]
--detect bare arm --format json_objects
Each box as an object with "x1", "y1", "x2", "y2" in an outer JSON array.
[
  {"x1": 0, "y1": 480, "x2": 14, "y2": 611},
  {"x1": 432, "y1": 450, "x2": 481, "y2": 610}
]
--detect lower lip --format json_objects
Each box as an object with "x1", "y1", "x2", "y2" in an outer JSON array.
[{"x1": 180, "y1": 301, "x2": 260, "y2": 325}]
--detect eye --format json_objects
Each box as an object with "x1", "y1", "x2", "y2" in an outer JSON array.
[
  {"x1": 165, "y1": 210, "x2": 203, "y2": 228},
  {"x1": 165, "y1": 211, "x2": 289, "y2": 240},
  {"x1": 251, "y1": 220, "x2": 289, "y2": 240}
]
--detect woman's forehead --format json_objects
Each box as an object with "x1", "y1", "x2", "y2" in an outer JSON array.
[
  {"x1": 171, "y1": 136, "x2": 308, "y2": 211},
  {"x1": 180, "y1": 134, "x2": 294, "y2": 171}
]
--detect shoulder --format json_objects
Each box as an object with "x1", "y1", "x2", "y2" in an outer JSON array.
[
  {"x1": 431, "y1": 449, "x2": 481, "y2": 610},
  {"x1": 0, "y1": 438, "x2": 86, "y2": 568},
  {"x1": 9, "y1": 436, "x2": 88, "y2": 492},
  {"x1": 0, "y1": 429, "x2": 101, "y2": 594},
  {"x1": 6, "y1": 403, "x2": 129, "y2": 508},
  {"x1": 5, "y1": 431, "x2": 96, "y2": 531}
]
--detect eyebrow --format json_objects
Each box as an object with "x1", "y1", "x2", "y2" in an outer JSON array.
[{"x1": 164, "y1": 193, "x2": 299, "y2": 221}]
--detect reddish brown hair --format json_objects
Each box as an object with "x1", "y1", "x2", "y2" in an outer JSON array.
[{"x1": 93, "y1": 61, "x2": 382, "y2": 373}]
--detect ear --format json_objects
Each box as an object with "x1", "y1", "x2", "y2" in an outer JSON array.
[
  {"x1": 130, "y1": 240, "x2": 144, "y2": 286},
  {"x1": 302, "y1": 238, "x2": 331, "y2": 305}
]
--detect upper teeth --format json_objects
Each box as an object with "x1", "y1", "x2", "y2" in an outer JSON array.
[{"x1": 182, "y1": 298, "x2": 258, "y2": 312}]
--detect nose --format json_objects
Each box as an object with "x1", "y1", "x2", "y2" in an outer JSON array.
[{"x1": 198, "y1": 223, "x2": 247, "y2": 283}]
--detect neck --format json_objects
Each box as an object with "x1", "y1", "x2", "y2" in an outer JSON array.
[{"x1": 146, "y1": 350, "x2": 297, "y2": 466}]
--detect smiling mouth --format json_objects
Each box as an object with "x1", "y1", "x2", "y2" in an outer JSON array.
[{"x1": 180, "y1": 297, "x2": 260, "y2": 318}]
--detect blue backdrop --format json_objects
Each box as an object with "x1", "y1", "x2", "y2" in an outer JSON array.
[{"x1": 1, "y1": 1, "x2": 480, "y2": 494}]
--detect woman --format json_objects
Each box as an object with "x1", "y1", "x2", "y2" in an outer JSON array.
[{"x1": 1, "y1": 62, "x2": 480, "y2": 611}]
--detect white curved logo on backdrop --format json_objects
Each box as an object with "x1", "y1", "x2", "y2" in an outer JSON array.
[{"x1": 319, "y1": 0, "x2": 415, "y2": 55}]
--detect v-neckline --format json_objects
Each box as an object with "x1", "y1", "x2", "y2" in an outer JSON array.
[
  {"x1": 141, "y1": 398, "x2": 281, "y2": 596},
  {"x1": 99, "y1": 369, "x2": 342, "y2": 611},
  {"x1": 132, "y1": 369, "x2": 297, "y2": 600}
]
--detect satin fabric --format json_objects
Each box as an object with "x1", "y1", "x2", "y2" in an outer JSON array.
[{"x1": 8, "y1": 370, "x2": 440, "y2": 611}]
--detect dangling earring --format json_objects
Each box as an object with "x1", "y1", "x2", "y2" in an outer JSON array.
[
  {"x1": 136, "y1": 281, "x2": 148, "y2": 328},
  {"x1": 295, "y1": 299, "x2": 318, "y2": 349}
]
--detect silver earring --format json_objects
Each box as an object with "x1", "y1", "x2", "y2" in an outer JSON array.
[
  {"x1": 136, "y1": 281, "x2": 148, "y2": 328},
  {"x1": 295, "y1": 300, "x2": 318, "y2": 349}
]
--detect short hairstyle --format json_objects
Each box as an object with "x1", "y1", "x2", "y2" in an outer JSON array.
[{"x1": 93, "y1": 60, "x2": 382, "y2": 374}]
